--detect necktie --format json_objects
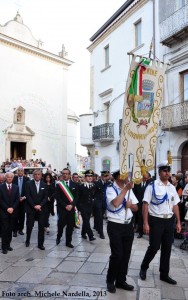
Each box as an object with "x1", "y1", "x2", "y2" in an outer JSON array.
[
  {"x1": 19, "y1": 177, "x2": 22, "y2": 195},
  {"x1": 36, "y1": 182, "x2": 39, "y2": 193},
  {"x1": 66, "y1": 181, "x2": 69, "y2": 186},
  {"x1": 8, "y1": 184, "x2": 11, "y2": 194}
]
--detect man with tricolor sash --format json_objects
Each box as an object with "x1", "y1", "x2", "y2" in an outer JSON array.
[{"x1": 55, "y1": 168, "x2": 79, "y2": 248}]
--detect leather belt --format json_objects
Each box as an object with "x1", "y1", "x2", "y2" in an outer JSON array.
[{"x1": 108, "y1": 217, "x2": 132, "y2": 224}]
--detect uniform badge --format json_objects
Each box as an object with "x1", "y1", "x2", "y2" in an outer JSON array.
[{"x1": 171, "y1": 196, "x2": 174, "y2": 201}]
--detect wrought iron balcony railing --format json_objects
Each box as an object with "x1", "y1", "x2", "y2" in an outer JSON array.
[
  {"x1": 161, "y1": 102, "x2": 188, "y2": 130},
  {"x1": 160, "y1": 4, "x2": 188, "y2": 45},
  {"x1": 92, "y1": 123, "x2": 114, "y2": 142}
]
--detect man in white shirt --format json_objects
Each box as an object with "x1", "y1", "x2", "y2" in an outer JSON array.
[
  {"x1": 139, "y1": 161, "x2": 181, "y2": 285},
  {"x1": 106, "y1": 170, "x2": 138, "y2": 293}
]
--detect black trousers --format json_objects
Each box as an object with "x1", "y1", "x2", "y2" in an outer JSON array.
[
  {"x1": 107, "y1": 220, "x2": 134, "y2": 284},
  {"x1": 141, "y1": 215, "x2": 174, "y2": 276},
  {"x1": 80, "y1": 209, "x2": 94, "y2": 239},
  {"x1": 13, "y1": 202, "x2": 25, "y2": 232},
  {"x1": 57, "y1": 209, "x2": 74, "y2": 243},
  {"x1": 1, "y1": 214, "x2": 16, "y2": 250},
  {"x1": 93, "y1": 206, "x2": 104, "y2": 235},
  {"x1": 137, "y1": 203, "x2": 144, "y2": 236},
  {"x1": 26, "y1": 210, "x2": 46, "y2": 247}
]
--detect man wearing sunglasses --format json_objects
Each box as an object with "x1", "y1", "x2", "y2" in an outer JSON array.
[{"x1": 139, "y1": 161, "x2": 181, "y2": 285}]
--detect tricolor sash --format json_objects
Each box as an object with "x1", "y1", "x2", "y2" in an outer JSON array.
[{"x1": 57, "y1": 181, "x2": 74, "y2": 204}]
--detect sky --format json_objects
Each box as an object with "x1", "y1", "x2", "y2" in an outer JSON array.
[{"x1": 0, "y1": 0, "x2": 126, "y2": 155}]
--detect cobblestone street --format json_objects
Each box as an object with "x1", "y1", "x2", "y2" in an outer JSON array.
[{"x1": 0, "y1": 214, "x2": 188, "y2": 300}]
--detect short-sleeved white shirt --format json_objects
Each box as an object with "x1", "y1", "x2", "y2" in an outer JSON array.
[
  {"x1": 143, "y1": 179, "x2": 180, "y2": 217},
  {"x1": 106, "y1": 182, "x2": 138, "y2": 221}
]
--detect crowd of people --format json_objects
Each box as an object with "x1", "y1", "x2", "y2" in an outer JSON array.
[
  {"x1": 0, "y1": 159, "x2": 187, "y2": 294},
  {"x1": 0, "y1": 165, "x2": 112, "y2": 253}
]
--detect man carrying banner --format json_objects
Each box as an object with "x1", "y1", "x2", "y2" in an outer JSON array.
[
  {"x1": 106, "y1": 170, "x2": 138, "y2": 293},
  {"x1": 139, "y1": 161, "x2": 181, "y2": 284},
  {"x1": 55, "y1": 168, "x2": 79, "y2": 248}
]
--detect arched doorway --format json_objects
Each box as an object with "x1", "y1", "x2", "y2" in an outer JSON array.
[{"x1": 181, "y1": 142, "x2": 188, "y2": 173}]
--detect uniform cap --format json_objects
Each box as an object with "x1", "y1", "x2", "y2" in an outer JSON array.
[
  {"x1": 157, "y1": 160, "x2": 171, "y2": 171},
  {"x1": 84, "y1": 169, "x2": 94, "y2": 176},
  {"x1": 101, "y1": 170, "x2": 110, "y2": 176},
  {"x1": 111, "y1": 169, "x2": 120, "y2": 177}
]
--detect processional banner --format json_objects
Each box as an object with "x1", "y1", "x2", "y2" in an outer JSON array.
[{"x1": 119, "y1": 55, "x2": 167, "y2": 183}]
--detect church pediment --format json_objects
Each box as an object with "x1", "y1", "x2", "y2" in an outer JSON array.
[{"x1": 0, "y1": 12, "x2": 41, "y2": 48}]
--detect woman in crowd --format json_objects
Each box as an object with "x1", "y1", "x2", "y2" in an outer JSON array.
[
  {"x1": 171, "y1": 174, "x2": 184, "y2": 223},
  {"x1": 43, "y1": 172, "x2": 56, "y2": 233}
]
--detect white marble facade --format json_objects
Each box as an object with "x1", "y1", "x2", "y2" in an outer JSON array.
[{"x1": 0, "y1": 12, "x2": 79, "y2": 171}]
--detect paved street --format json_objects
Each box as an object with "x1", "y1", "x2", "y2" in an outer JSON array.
[{"x1": 0, "y1": 214, "x2": 188, "y2": 300}]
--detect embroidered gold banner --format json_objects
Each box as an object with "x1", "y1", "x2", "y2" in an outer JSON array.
[{"x1": 120, "y1": 56, "x2": 167, "y2": 183}]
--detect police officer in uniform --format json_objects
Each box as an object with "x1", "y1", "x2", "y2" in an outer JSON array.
[
  {"x1": 93, "y1": 170, "x2": 111, "y2": 239},
  {"x1": 139, "y1": 161, "x2": 181, "y2": 284},
  {"x1": 106, "y1": 170, "x2": 138, "y2": 293},
  {"x1": 77, "y1": 169, "x2": 96, "y2": 241}
]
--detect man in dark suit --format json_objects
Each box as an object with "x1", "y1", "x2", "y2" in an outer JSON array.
[
  {"x1": 133, "y1": 171, "x2": 152, "y2": 238},
  {"x1": 0, "y1": 172, "x2": 20, "y2": 254},
  {"x1": 12, "y1": 167, "x2": 30, "y2": 236},
  {"x1": 93, "y1": 170, "x2": 111, "y2": 239},
  {"x1": 25, "y1": 169, "x2": 48, "y2": 250},
  {"x1": 56, "y1": 168, "x2": 79, "y2": 248}
]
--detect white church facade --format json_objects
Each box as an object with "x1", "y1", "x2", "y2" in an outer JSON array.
[{"x1": 0, "y1": 12, "x2": 79, "y2": 171}]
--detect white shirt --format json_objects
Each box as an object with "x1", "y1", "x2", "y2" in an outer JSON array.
[
  {"x1": 182, "y1": 183, "x2": 188, "y2": 196},
  {"x1": 106, "y1": 182, "x2": 138, "y2": 221},
  {"x1": 143, "y1": 179, "x2": 180, "y2": 217}
]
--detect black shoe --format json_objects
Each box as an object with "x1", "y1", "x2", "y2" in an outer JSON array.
[
  {"x1": 74, "y1": 225, "x2": 80, "y2": 229},
  {"x1": 116, "y1": 282, "x2": 134, "y2": 291},
  {"x1": 56, "y1": 238, "x2": 61, "y2": 245},
  {"x1": 7, "y1": 246, "x2": 13, "y2": 251},
  {"x1": 100, "y1": 234, "x2": 105, "y2": 239},
  {"x1": 107, "y1": 282, "x2": 116, "y2": 293},
  {"x1": 89, "y1": 237, "x2": 96, "y2": 241},
  {"x1": 19, "y1": 231, "x2": 24, "y2": 235},
  {"x1": 25, "y1": 241, "x2": 30, "y2": 247},
  {"x1": 160, "y1": 275, "x2": 177, "y2": 285},
  {"x1": 38, "y1": 245, "x2": 45, "y2": 250},
  {"x1": 139, "y1": 269, "x2": 146, "y2": 280},
  {"x1": 82, "y1": 235, "x2": 87, "y2": 239},
  {"x1": 13, "y1": 232, "x2": 17, "y2": 237},
  {"x1": 66, "y1": 243, "x2": 74, "y2": 248},
  {"x1": 137, "y1": 234, "x2": 143, "y2": 238},
  {"x1": 2, "y1": 249, "x2": 8, "y2": 254}
]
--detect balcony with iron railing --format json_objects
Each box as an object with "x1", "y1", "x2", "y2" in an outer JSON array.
[
  {"x1": 92, "y1": 123, "x2": 114, "y2": 142},
  {"x1": 160, "y1": 4, "x2": 188, "y2": 46},
  {"x1": 161, "y1": 102, "x2": 188, "y2": 130}
]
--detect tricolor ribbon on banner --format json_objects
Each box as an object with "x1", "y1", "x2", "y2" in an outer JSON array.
[{"x1": 120, "y1": 56, "x2": 167, "y2": 183}]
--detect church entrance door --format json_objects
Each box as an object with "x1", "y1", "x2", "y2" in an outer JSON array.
[
  {"x1": 11, "y1": 142, "x2": 26, "y2": 159},
  {"x1": 182, "y1": 142, "x2": 188, "y2": 174}
]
